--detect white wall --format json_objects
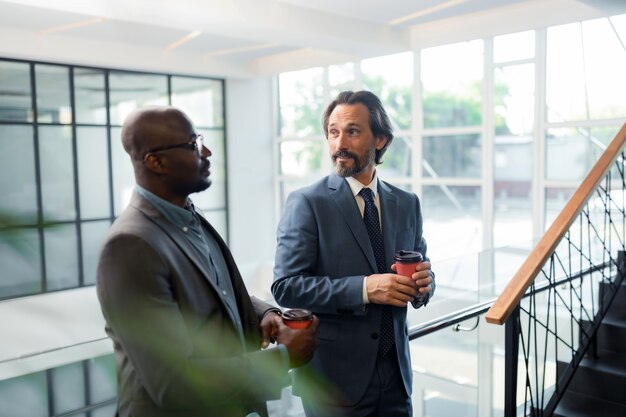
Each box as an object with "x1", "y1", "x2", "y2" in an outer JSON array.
[{"x1": 225, "y1": 77, "x2": 277, "y2": 299}]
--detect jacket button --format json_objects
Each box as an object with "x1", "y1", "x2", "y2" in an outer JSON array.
[{"x1": 371, "y1": 333, "x2": 379, "y2": 340}]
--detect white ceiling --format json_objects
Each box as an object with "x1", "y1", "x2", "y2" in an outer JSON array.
[{"x1": 0, "y1": 0, "x2": 624, "y2": 78}]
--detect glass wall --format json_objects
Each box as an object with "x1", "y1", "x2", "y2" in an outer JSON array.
[
  {"x1": 0, "y1": 58, "x2": 226, "y2": 300},
  {"x1": 0, "y1": 354, "x2": 117, "y2": 417},
  {"x1": 275, "y1": 13, "x2": 626, "y2": 269}
]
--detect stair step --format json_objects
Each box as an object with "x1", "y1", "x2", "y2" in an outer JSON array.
[
  {"x1": 596, "y1": 317, "x2": 626, "y2": 351},
  {"x1": 599, "y1": 279, "x2": 626, "y2": 302},
  {"x1": 554, "y1": 392, "x2": 626, "y2": 417},
  {"x1": 563, "y1": 350, "x2": 626, "y2": 405},
  {"x1": 604, "y1": 307, "x2": 626, "y2": 324}
]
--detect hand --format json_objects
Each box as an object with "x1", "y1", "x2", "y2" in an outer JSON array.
[
  {"x1": 260, "y1": 311, "x2": 281, "y2": 349},
  {"x1": 275, "y1": 315, "x2": 319, "y2": 368},
  {"x1": 391, "y1": 261, "x2": 433, "y2": 297},
  {"x1": 366, "y1": 273, "x2": 420, "y2": 307}
]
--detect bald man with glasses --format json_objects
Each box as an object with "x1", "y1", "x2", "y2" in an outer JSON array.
[{"x1": 96, "y1": 106, "x2": 318, "y2": 417}]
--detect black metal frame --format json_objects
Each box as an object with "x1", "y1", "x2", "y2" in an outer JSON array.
[{"x1": 0, "y1": 57, "x2": 228, "y2": 301}]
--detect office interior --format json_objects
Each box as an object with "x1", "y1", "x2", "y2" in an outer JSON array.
[{"x1": 0, "y1": 0, "x2": 625, "y2": 416}]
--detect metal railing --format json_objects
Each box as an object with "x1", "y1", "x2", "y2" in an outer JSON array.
[
  {"x1": 485, "y1": 122, "x2": 626, "y2": 416},
  {"x1": 408, "y1": 123, "x2": 626, "y2": 416}
]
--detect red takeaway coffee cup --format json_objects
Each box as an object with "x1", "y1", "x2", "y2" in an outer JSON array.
[
  {"x1": 282, "y1": 308, "x2": 313, "y2": 329},
  {"x1": 394, "y1": 250, "x2": 423, "y2": 278}
]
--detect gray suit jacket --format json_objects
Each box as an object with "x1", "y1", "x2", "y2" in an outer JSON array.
[
  {"x1": 97, "y1": 191, "x2": 287, "y2": 417},
  {"x1": 272, "y1": 173, "x2": 434, "y2": 406}
]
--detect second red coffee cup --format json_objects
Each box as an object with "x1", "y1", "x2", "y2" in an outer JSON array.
[
  {"x1": 282, "y1": 308, "x2": 313, "y2": 329},
  {"x1": 394, "y1": 250, "x2": 423, "y2": 278}
]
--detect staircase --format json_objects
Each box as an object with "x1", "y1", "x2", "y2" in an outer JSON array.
[{"x1": 554, "y1": 279, "x2": 626, "y2": 417}]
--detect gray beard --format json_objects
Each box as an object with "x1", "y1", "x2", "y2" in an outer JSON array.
[{"x1": 333, "y1": 147, "x2": 374, "y2": 178}]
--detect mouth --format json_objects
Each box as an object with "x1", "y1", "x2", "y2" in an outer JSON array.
[
  {"x1": 333, "y1": 151, "x2": 357, "y2": 164},
  {"x1": 201, "y1": 161, "x2": 211, "y2": 176}
]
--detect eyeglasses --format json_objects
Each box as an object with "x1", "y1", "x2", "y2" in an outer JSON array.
[{"x1": 144, "y1": 134, "x2": 204, "y2": 159}]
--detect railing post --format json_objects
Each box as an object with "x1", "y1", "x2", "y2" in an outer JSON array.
[{"x1": 504, "y1": 305, "x2": 520, "y2": 417}]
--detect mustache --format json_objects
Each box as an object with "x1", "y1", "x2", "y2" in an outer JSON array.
[{"x1": 332, "y1": 150, "x2": 358, "y2": 161}]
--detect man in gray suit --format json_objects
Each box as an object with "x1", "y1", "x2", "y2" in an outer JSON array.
[
  {"x1": 272, "y1": 91, "x2": 434, "y2": 417},
  {"x1": 97, "y1": 106, "x2": 318, "y2": 417}
]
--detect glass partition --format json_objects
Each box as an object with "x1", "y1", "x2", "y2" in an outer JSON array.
[
  {"x1": 0, "y1": 60, "x2": 32, "y2": 122},
  {"x1": 35, "y1": 64, "x2": 72, "y2": 124},
  {"x1": 0, "y1": 58, "x2": 227, "y2": 301}
]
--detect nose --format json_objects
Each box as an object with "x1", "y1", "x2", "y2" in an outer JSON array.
[
  {"x1": 201, "y1": 144, "x2": 212, "y2": 158},
  {"x1": 336, "y1": 131, "x2": 349, "y2": 149}
]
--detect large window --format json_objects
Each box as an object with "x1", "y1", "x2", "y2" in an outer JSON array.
[
  {"x1": 275, "y1": 13, "x2": 626, "y2": 268},
  {"x1": 0, "y1": 59, "x2": 226, "y2": 300}
]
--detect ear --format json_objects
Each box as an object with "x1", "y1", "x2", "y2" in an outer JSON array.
[
  {"x1": 375, "y1": 135, "x2": 389, "y2": 150},
  {"x1": 143, "y1": 153, "x2": 168, "y2": 174}
]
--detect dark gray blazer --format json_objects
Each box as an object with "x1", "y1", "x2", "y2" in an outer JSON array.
[
  {"x1": 272, "y1": 173, "x2": 434, "y2": 406},
  {"x1": 97, "y1": 191, "x2": 287, "y2": 417}
]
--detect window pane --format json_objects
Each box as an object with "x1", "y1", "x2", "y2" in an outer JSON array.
[
  {"x1": 581, "y1": 17, "x2": 626, "y2": 120},
  {"x1": 81, "y1": 221, "x2": 110, "y2": 285},
  {"x1": 74, "y1": 68, "x2": 107, "y2": 125},
  {"x1": 546, "y1": 126, "x2": 619, "y2": 181},
  {"x1": 0, "y1": 125, "x2": 37, "y2": 224},
  {"x1": 0, "y1": 228, "x2": 41, "y2": 298},
  {"x1": 329, "y1": 62, "x2": 356, "y2": 98},
  {"x1": 39, "y1": 125, "x2": 76, "y2": 222},
  {"x1": 545, "y1": 187, "x2": 576, "y2": 229},
  {"x1": 280, "y1": 179, "x2": 314, "y2": 208},
  {"x1": 422, "y1": 185, "x2": 482, "y2": 260},
  {"x1": 202, "y1": 209, "x2": 227, "y2": 239},
  {"x1": 423, "y1": 134, "x2": 481, "y2": 178},
  {"x1": 279, "y1": 139, "x2": 325, "y2": 177},
  {"x1": 495, "y1": 135, "x2": 533, "y2": 183},
  {"x1": 109, "y1": 72, "x2": 168, "y2": 126},
  {"x1": 494, "y1": 64, "x2": 534, "y2": 136},
  {"x1": 51, "y1": 362, "x2": 85, "y2": 414},
  {"x1": 190, "y1": 130, "x2": 225, "y2": 212},
  {"x1": 362, "y1": 52, "x2": 413, "y2": 130},
  {"x1": 171, "y1": 77, "x2": 223, "y2": 128},
  {"x1": 494, "y1": 134, "x2": 533, "y2": 247},
  {"x1": 35, "y1": 64, "x2": 71, "y2": 124},
  {"x1": 88, "y1": 354, "x2": 117, "y2": 403},
  {"x1": 279, "y1": 67, "x2": 324, "y2": 137},
  {"x1": 0, "y1": 60, "x2": 32, "y2": 122},
  {"x1": 77, "y1": 126, "x2": 110, "y2": 219},
  {"x1": 494, "y1": 30, "x2": 535, "y2": 63},
  {"x1": 110, "y1": 127, "x2": 135, "y2": 216},
  {"x1": 547, "y1": 18, "x2": 626, "y2": 122},
  {"x1": 377, "y1": 135, "x2": 411, "y2": 177},
  {"x1": 45, "y1": 224, "x2": 79, "y2": 290},
  {"x1": 0, "y1": 371, "x2": 48, "y2": 417},
  {"x1": 422, "y1": 40, "x2": 483, "y2": 128}
]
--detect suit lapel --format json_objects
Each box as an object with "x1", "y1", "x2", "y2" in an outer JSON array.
[
  {"x1": 130, "y1": 192, "x2": 223, "y2": 299},
  {"x1": 328, "y1": 174, "x2": 380, "y2": 273}
]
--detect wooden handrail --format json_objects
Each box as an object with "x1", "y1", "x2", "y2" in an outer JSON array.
[{"x1": 485, "y1": 122, "x2": 626, "y2": 325}]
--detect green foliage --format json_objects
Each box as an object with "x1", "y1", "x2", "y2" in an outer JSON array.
[{"x1": 423, "y1": 90, "x2": 481, "y2": 128}]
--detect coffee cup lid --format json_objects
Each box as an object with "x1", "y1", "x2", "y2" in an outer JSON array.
[
  {"x1": 394, "y1": 250, "x2": 423, "y2": 263},
  {"x1": 282, "y1": 308, "x2": 312, "y2": 321}
]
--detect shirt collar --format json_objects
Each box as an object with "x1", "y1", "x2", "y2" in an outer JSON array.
[
  {"x1": 345, "y1": 171, "x2": 379, "y2": 199},
  {"x1": 135, "y1": 185, "x2": 195, "y2": 228}
]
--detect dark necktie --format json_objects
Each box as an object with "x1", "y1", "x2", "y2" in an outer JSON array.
[{"x1": 359, "y1": 188, "x2": 394, "y2": 356}]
